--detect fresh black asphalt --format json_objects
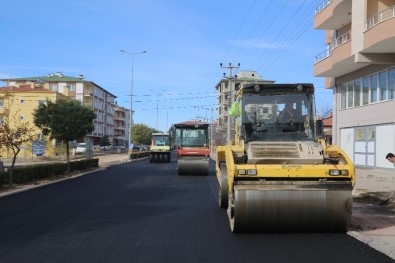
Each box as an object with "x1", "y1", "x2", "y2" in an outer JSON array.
[{"x1": 0, "y1": 152, "x2": 394, "y2": 263}]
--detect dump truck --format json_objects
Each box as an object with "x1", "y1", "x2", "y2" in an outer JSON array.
[
  {"x1": 149, "y1": 132, "x2": 171, "y2": 163},
  {"x1": 216, "y1": 83, "x2": 355, "y2": 232},
  {"x1": 174, "y1": 121, "x2": 210, "y2": 175}
]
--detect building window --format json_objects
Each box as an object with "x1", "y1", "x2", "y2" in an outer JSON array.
[
  {"x1": 370, "y1": 74, "x2": 378, "y2": 103},
  {"x1": 362, "y1": 77, "x2": 369, "y2": 105},
  {"x1": 69, "y1": 84, "x2": 75, "y2": 91},
  {"x1": 340, "y1": 83, "x2": 347, "y2": 110},
  {"x1": 354, "y1": 79, "x2": 361, "y2": 107},
  {"x1": 0, "y1": 99, "x2": 3, "y2": 108},
  {"x1": 379, "y1": 71, "x2": 387, "y2": 101},
  {"x1": 49, "y1": 83, "x2": 58, "y2": 91},
  {"x1": 37, "y1": 100, "x2": 46, "y2": 106},
  {"x1": 20, "y1": 98, "x2": 25, "y2": 104},
  {"x1": 389, "y1": 67, "x2": 395, "y2": 100},
  {"x1": 339, "y1": 67, "x2": 394, "y2": 111},
  {"x1": 347, "y1": 82, "x2": 353, "y2": 108},
  {"x1": 19, "y1": 115, "x2": 25, "y2": 121}
]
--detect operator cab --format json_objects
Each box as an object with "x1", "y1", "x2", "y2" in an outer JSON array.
[{"x1": 236, "y1": 84, "x2": 317, "y2": 143}]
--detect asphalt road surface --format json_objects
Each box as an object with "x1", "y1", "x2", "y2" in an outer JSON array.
[{"x1": 0, "y1": 152, "x2": 394, "y2": 263}]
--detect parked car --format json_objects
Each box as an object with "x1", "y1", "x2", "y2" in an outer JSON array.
[{"x1": 75, "y1": 143, "x2": 87, "y2": 154}]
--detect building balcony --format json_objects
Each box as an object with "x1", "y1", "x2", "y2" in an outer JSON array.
[
  {"x1": 313, "y1": 31, "x2": 363, "y2": 77},
  {"x1": 114, "y1": 115, "x2": 126, "y2": 121},
  {"x1": 314, "y1": 40, "x2": 353, "y2": 77},
  {"x1": 314, "y1": 0, "x2": 351, "y2": 30},
  {"x1": 84, "y1": 90, "x2": 93, "y2": 96},
  {"x1": 362, "y1": 5, "x2": 395, "y2": 63}
]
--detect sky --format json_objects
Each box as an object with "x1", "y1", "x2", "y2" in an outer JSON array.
[{"x1": 0, "y1": 0, "x2": 332, "y2": 132}]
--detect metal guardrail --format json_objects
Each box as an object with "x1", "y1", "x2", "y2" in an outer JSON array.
[
  {"x1": 315, "y1": 0, "x2": 333, "y2": 15},
  {"x1": 365, "y1": 5, "x2": 395, "y2": 31},
  {"x1": 314, "y1": 31, "x2": 351, "y2": 64}
]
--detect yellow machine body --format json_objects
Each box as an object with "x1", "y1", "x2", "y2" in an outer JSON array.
[
  {"x1": 149, "y1": 133, "x2": 171, "y2": 163},
  {"x1": 216, "y1": 83, "x2": 355, "y2": 232}
]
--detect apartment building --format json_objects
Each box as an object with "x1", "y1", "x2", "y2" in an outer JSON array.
[
  {"x1": 0, "y1": 72, "x2": 117, "y2": 155},
  {"x1": 313, "y1": 0, "x2": 395, "y2": 168},
  {"x1": 0, "y1": 85, "x2": 67, "y2": 157},
  {"x1": 113, "y1": 105, "x2": 130, "y2": 147},
  {"x1": 214, "y1": 70, "x2": 274, "y2": 143}
]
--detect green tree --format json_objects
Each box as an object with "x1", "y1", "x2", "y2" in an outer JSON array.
[
  {"x1": 33, "y1": 99, "x2": 96, "y2": 172},
  {"x1": 0, "y1": 109, "x2": 35, "y2": 186},
  {"x1": 132, "y1": 123, "x2": 154, "y2": 145},
  {"x1": 99, "y1": 135, "x2": 111, "y2": 147}
]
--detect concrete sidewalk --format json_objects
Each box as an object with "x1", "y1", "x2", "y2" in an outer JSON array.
[{"x1": 349, "y1": 167, "x2": 395, "y2": 259}]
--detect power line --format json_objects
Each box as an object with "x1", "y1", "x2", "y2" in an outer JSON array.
[
  {"x1": 249, "y1": 0, "x2": 307, "y2": 69},
  {"x1": 220, "y1": 0, "x2": 259, "y2": 62},
  {"x1": 255, "y1": 0, "x2": 322, "y2": 73}
]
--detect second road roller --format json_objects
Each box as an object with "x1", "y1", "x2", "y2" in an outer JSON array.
[
  {"x1": 149, "y1": 132, "x2": 171, "y2": 163},
  {"x1": 173, "y1": 121, "x2": 210, "y2": 175},
  {"x1": 216, "y1": 83, "x2": 355, "y2": 232}
]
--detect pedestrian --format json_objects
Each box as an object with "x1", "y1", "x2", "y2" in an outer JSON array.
[
  {"x1": 386, "y1": 152, "x2": 395, "y2": 167},
  {"x1": 380, "y1": 153, "x2": 395, "y2": 205}
]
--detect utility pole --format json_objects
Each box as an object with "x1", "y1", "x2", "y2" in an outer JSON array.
[{"x1": 220, "y1": 63, "x2": 240, "y2": 144}]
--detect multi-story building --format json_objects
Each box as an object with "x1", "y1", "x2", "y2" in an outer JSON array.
[
  {"x1": 313, "y1": 0, "x2": 395, "y2": 168},
  {"x1": 0, "y1": 84, "x2": 67, "y2": 157},
  {"x1": 214, "y1": 70, "x2": 274, "y2": 143},
  {"x1": 0, "y1": 72, "x2": 117, "y2": 155},
  {"x1": 113, "y1": 105, "x2": 130, "y2": 147}
]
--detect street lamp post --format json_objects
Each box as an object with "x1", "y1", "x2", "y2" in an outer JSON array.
[{"x1": 120, "y1": 49, "x2": 147, "y2": 150}]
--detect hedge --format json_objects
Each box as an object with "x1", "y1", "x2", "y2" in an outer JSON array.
[
  {"x1": 0, "y1": 158, "x2": 99, "y2": 186},
  {"x1": 129, "y1": 152, "x2": 149, "y2": 159}
]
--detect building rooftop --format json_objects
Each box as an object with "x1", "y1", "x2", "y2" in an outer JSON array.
[{"x1": 1, "y1": 72, "x2": 85, "y2": 83}]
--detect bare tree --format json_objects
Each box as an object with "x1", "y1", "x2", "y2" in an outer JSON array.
[
  {"x1": 0, "y1": 109, "x2": 35, "y2": 186},
  {"x1": 316, "y1": 103, "x2": 332, "y2": 119}
]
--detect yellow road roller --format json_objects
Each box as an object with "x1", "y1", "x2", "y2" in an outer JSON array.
[
  {"x1": 216, "y1": 83, "x2": 355, "y2": 232},
  {"x1": 149, "y1": 132, "x2": 171, "y2": 163}
]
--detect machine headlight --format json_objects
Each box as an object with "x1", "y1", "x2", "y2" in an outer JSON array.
[
  {"x1": 329, "y1": 169, "x2": 349, "y2": 176},
  {"x1": 238, "y1": 169, "x2": 257, "y2": 176},
  {"x1": 254, "y1": 85, "x2": 260, "y2": 91},
  {"x1": 340, "y1": 170, "x2": 349, "y2": 175},
  {"x1": 247, "y1": 170, "x2": 257, "y2": 175}
]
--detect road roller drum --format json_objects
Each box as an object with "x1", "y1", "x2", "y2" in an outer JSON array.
[
  {"x1": 228, "y1": 182, "x2": 353, "y2": 232},
  {"x1": 178, "y1": 156, "x2": 209, "y2": 175}
]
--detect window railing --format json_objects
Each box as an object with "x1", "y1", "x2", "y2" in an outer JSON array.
[
  {"x1": 314, "y1": 31, "x2": 351, "y2": 64},
  {"x1": 315, "y1": 0, "x2": 333, "y2": 15},
  {"x1": 365, "y1": 5, "x2": 395, "y2": 31}
]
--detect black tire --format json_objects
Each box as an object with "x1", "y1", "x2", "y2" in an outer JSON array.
[
  {"x1": 218, "y1": 163, "x2": 229, "y2": 208},
  {"x1": 163, "y1": 152, "x2": 169, "y2": 163}
]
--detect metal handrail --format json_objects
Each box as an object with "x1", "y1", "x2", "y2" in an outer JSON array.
[
  {"x1": 315, "y1": 0, "x2": 333, "y2": 15},
  {"x1": 314, "y1": 31, "x2": 351, "y2": 64},
  {"x1": 365, "y1": 5, "x2": 395, "y2": 31}
]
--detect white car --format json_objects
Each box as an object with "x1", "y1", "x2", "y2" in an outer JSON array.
[{"x1": 75, "y1": 143, "x2": 86, "y2": 154}]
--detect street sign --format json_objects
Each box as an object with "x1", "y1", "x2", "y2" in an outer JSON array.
[{"x1": 32, "y1": 141, "x2": 45, "y2": 155}]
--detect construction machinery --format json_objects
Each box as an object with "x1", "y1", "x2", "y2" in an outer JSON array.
[
  {"x1": 149, "y1": 132, "x2": 171, "y2": 163},
  {"x1": 174, "y1": 121, "x2": 210, "y2": 175},
  {"x1": 216, "y1": 83, "x2": 355, "y2": 232}
]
